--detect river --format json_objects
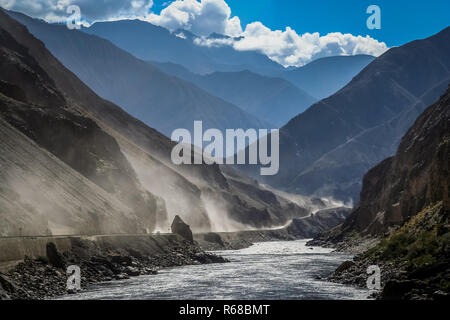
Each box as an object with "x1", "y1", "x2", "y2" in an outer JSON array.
[{"x1": 60, "y1": 240, "x2": 371, "y2": 300}]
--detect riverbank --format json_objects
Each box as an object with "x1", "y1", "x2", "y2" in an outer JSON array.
[
  {"x1": 307, "y1": 203, "x2": 450, "y2": 300},
  {"x1": 58, "y1": 240, "x2": 371, "y2": 300},
  {"x1": 0, "y1": 234, "x2": 226, "y2": 300},
  {"x1": 0, "y1": 207, "x2": 353, "y2": 300}
]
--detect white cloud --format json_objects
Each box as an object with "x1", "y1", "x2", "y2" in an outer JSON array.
[
  {"x1": 0, "y1": 0, "x2": 154, "y2": 23},
  {"x1": 145, "y1": 0, "x2": 387, "y2": 66},
  {"x1": 195, "y1": 21, "x2": 388, "y2": 67},
  {"x1": 1, "y1": 0, "x2": 388, "y2": 67},
  {"x1": 146, "y1": 0, "x2": 242, "y2": 36}
]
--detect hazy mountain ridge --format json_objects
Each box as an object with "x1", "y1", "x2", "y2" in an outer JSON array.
[
  {"x1": 0, "y1": 9, "x2": 316, "y2": 234},
  {"x1": 7, "y1": 11, "x2": 268, "y2": 138},
  {"x1": 151, "y1": 63, "x2": 317, "y2": 127},
  {"x1": 288, "y1": 77, "x2": 450, "y2": 201},
  {"x1": 0, "y1": 116, "x2": 139, "y2": 236},
  {"x1": 274, "y1": 55, "x2": 376, "y2": 100},
  {"x1": 83, "y1": 20, "x2": 285, "y2": 75},
  {"x1": 247, "y1": 26, "x2": 450, "y2": 203}
]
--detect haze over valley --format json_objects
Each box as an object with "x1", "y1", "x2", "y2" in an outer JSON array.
[{"x1": 0, "y1": 0, "x2": 448, "y2": 302}]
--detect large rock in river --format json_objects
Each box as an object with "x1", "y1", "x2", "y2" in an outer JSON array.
[
  {"x1": 171, "y1": 215, "x2": 194, "y2": 243},
  {"x1": 46, "y1": 242, "x2": 66, "y2": 269}
]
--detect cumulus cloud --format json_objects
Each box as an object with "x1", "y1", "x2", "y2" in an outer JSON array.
[
  {"x1": 1, "y1": 0, "x2": 388, "y2": 67},
  {"x1": 146, "y1": 0, "x2": 242, "y2": 36},
  {"x1": 0, "y1": 0, "x2": 154, "y2": 23},
  {"x1": 195, "y1": 21, "x2": 388, "y2": 67},
  {"x1": 146, "y1": 0, "x2": 387, "y2": 66}
]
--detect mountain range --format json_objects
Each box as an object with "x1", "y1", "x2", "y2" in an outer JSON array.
[
  {"x1": 312, "y1": 85, "x2": 450, "y2": 300},
  {"x1": 244, "y1": 26, "x2": 450, "y2": 203},
  {"x1": 0, "y1": 9, "x2": 329, "y2": 236},
  {"x1": 83, "y1": 19, "x2": 376, "y2": 125},
  {"x1": 151, "y1": 63, "x2": 316, "y2": 127},
  {"x1": 7, "y1": 11, "x2": 269, "y2": 138},
  {"x1": 83, "y1": 20, "x2": 285, "y2": 75},
  {"x1": 272, "y1": 55, "x2": 375, "y2": 100},
  {"x1": 2, "y1": 8, "x2": 447, "y2": 237},
  {"x1": 83, "y1": 20, "x2": 374, "y2": 102}
]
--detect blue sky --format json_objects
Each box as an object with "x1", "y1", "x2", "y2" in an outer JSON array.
[{"x1": 154, "y1": 0, "x2": 450, "y2": 47}]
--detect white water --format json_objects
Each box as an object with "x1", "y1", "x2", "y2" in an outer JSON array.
[{"x1": 61, "y1": 240, "x2": 371, "y2": 300}]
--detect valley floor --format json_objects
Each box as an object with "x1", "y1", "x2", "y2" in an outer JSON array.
[
  {"x1": 0, "y1": 234, "x2": 226, "y2": 300},
  {"x1": 57, "y1": 240, "x2": 371, "y2": 300}
]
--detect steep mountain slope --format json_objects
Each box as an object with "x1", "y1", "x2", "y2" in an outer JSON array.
[
  {"x1": 0, "y1": 19, "x2": 165, "y2": 234},
  {"x1": 343, "y1": 86, "x2": 449, "y2": 236},
  {"x1": 7, "y1": 11, "x2": 267, "y2": 138},
  {"x1": 275, "y1": 55, "x2": 375, "y2": 100},
  {"x1": 82, "y1": 20, "x2": 285, "y2": 75},
  {"x1": 249, "y1": 27, "x2": 450, "y2": 202},
  {"x1": 0, "y1": 117, "x2": 138, "y2": 236},
  {"x1": 290, "y1": 78, "x2": 450, "y2": 202},
  {"x1": 151, "y1": 63, "x2": 317, "y2": 127},
  {"x1": 0, "y1": 9, "x2": 313, "y2": 233},
  {"x1": 315, "y1": 86, "x2": 450, "y2": 300},
  {"x1": 85, "y1": 20, "x2": 215, "y2": 75}
]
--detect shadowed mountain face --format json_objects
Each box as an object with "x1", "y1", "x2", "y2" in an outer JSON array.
[
  {"x1": 83, "y1": 20, "x2": 372, "y2": 128},
  {"x1": 0, "y1": 116, "x2": 141, "y2": 236},
  {"x1": 343, "y1": 86, "x2": 449, "y2": 236},
  {"x1": 311, "y1": 88, "x2": 449, "y2": 299},
  {"x1": 245, "y1": 27, "x2": 450, "y2": 203},
  {"x1": 0, "y1": 9, "x2": 319, "y2": 234},
  {"x1": 0, "y1": 17, "x2": 164, "y2": 235},
  {"x1": 82, "y1": 20, "x2": 285, "y2": 75},
  {"x1": 7, "y1": 11, "x2": 268, "y2": 139},
  {"x1": 151, "y1": 63, "x2": 317, "y2": 127},
  {"x1": 274, "y1": 55, "x2": 375, "y2": 100}
]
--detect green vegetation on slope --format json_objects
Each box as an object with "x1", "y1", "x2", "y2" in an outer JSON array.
[{"x1": 363, "y1": 202, "x2": 450, "y2": 291}]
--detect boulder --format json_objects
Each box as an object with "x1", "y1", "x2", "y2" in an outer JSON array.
[
  {"x1": 46, "y1": 242, "x2": 66, "y2": 269},
  {"x1": 171, "y1": 215, "x2": 194, "y2": 243}
]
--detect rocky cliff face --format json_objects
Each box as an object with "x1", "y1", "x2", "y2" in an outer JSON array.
[
  {"x1": 0, "y1": 117, "x2": 139, "y2": 236},
  {"x1": 314, "y1": 86, "x2": 450, "y2": 300},
  {"x1": 344, "y1": 86, "x2": 449, "y2": 236},
  {"x1": 0, "y1": 15, "x2": 165, "y2": 235}
]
